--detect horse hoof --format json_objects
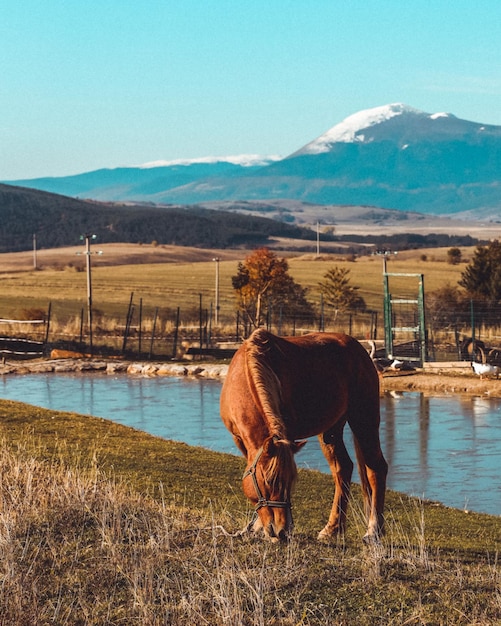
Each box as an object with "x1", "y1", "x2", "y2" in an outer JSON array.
[
  {"x1": 317, "y1": 527, "x2": 342, "y2": 542},
  {"x1": 362, "y1": 533, "x2": 382, "y2": 546},
  {"x1": 317, "y1": 528, "x2": 331, "y2": 541}
]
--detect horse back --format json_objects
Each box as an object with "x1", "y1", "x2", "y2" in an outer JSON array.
[{"x1": 222, "y1": 329, "x2": 379, "y2": 442}]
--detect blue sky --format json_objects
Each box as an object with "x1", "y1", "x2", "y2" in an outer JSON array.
[{"x1": 2, "y1": 1, "x2": 501, "y2": 180}]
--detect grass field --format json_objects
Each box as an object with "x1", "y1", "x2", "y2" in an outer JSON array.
[
  {"x1": 0, "y1": 398, "x2": 499, "y2": 625},
  {"x1": 0, "y1": 243, "x2": 469, "y2": 326}
]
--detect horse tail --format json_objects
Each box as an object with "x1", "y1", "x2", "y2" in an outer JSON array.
[{"x1": 244, "y1": 328, "x2": 287, "y2": 440}]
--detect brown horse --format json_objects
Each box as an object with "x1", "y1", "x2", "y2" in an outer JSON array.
[{"x1": 220, "y1": 328, "x2": 387, "y2": 543}]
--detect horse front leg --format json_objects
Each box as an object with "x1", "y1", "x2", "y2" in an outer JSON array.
[{"x1": 317, "y1": 431, "x2": 353, "y2": 540}]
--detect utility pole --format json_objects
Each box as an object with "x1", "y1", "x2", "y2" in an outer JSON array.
[
  {"x1": 80, "y1": 234, "x2": 102, "y2": 354},
  {"x1": 32, "y1": 233, "x2": 37, "y2": 269},
  {"x1": 316, "y1": 222, "x2": 336, "y2": 256}
]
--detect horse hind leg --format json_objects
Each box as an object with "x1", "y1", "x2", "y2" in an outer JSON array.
[
  {"x1": 352, "y1": 431, "x2": 388, "y2": 543},
  {"x1": 317, "y1": 425, "x2": 353, "y2": 540}
]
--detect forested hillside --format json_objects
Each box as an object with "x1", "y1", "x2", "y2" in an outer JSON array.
[{"x1": 0, "y1": 184, "x2": 318, "y2": 253}]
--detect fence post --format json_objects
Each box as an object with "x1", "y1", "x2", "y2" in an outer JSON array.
[
  {"x1": 138, "y1": 298, "x2": 143, "y2": 356},
  {"x1": 198, "y1": 294, "x2": 203, "y2": 359},
  {"x1": 44, "y1": 302, "x2": 52, "y2": 344},
  {"x1": 470, "y1": 299, "x2": 475, "y2": 356},
  {"x1": 172, "y1": 307, "x2": 180, "y2": 359},
  {"x1": 148, "y1": 307, "x2": 158, "y2": 360},
  {"x1": 319, "y1": 294, "x2": 324, "y2": 332},
  {"x1": 122, "y1": 293, "x2": 134, "y2": 355},
  {"x1": 454, "y1": 324, "x2": 461, "y2": 360},
  {"x1": 208, "y1": 302, "x2": 213, "y2": 345},
  {"x1": 79, "y1": 308, "x2": 84, "y2": 345}
]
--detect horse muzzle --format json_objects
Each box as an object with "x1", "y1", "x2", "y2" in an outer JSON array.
[{"x1": 243, "y1": 447, "x2": 293, "y2": 541}]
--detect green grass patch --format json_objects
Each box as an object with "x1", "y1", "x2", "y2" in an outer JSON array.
[{"x1": 0, "y1": 398, "x2": 499, "y2": 624}]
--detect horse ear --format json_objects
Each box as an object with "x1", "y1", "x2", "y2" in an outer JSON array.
[
  {"x1": 264, "y1": 435, "x2": 281, "y2": 455},
  {"x1": 264, "y1": 436, "x2": 307, "y2": 455},
  {"x1": 291, "y1": 440, "x2": 307, "y2": 454}
]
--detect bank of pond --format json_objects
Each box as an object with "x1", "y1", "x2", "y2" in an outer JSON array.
[{"x1": 0, "y1": 371, "x2": 499, "y2": 517}]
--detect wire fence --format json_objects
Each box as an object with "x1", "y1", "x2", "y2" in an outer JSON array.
[{"x1": 2, "y1": 292, "x2": 501, "y2": 365}]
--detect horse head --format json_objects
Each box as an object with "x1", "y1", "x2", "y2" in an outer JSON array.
[{"x1": 242, "y1": 436, "x2": 306, "y2": 542}]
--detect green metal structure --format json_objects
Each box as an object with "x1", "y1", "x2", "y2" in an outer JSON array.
[{"x1": 383, "y1": 271, "x2": 427, "y2": 366}]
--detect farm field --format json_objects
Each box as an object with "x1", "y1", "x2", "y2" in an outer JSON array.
[{"x1": 0, "y1": 242, "x2": 471, "y2": 323}]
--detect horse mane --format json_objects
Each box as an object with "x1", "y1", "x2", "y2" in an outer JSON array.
[
  {"x1": 263, "y1": 437, "x2": 298, "y2": 498},
  {"x1": 244, "y1": 328, "x2": 287, "y2": 440}
]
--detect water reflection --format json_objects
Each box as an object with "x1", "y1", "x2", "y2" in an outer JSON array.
[
  {"x1": 379, "y1": 390, "x2": 501, "y2": 515},
  {"x1": 381, "y1": 392, "x2": 432, "y2": 493},
  {"x1": 0, "y1": 374, "x2": 499, "y2": 516}
]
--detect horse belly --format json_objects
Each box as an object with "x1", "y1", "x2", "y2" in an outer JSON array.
[{"x1": 285, "y1": 382, "x2": 349, "y2": 440}]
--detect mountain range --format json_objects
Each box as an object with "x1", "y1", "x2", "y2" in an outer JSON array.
[{"x1": 5, "y1": 103, "x2": 501, "y2": 218}]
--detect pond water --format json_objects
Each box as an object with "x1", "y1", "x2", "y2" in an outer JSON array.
[{"x1": 0, "y1": 373, "x2": 500, "y2": 516}]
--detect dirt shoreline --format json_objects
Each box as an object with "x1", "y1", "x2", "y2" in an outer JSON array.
[
  {"x1": 1, "y1": 358, "x2": 501, "y2": 398},
  {"x1": 380, "y1": 370, "x2": 501, "y2": 397}
]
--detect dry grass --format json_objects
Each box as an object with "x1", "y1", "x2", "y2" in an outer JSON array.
[
  {"x1": 0, "y1": 398, "x2": 499, "y2": 625},
  {"x1": 0, "y1": 243, "x2": 245, "y2": 273},
  {"x1": 0, "y1": 242, "x2": 484, "y2": 360},
  {"x1": 0, "y1": 243, "x2": 469, "y2": 324},
  {"x1": 1, "y1": 442, "x2": 500, "y2": 626}
]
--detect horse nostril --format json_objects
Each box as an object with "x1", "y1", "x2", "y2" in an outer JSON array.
[{"x1": 266, "y1": 522, "x2": 276, "y2": 538}]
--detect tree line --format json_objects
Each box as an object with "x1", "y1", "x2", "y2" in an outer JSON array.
[
  {"x1": 1, "y1": 183, "x2": 484, "y2": 253},
  {"x1": 428, "y1": 239, "x2": 501, "y2": 331},
  {"x1": 233, "y1": 242, "x2": 501, "y2": 332}
]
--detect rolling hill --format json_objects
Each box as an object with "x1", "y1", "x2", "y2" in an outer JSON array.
[{"x1": 0, "y1": 184, "x2": 319, "y2": 253}]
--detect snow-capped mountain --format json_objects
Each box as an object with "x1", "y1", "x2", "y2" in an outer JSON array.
[
  {"x1": 296, "y1": 103, "x2": 425, "y2": 151},
  {"x1": 5, "y1": 104, "x2": 501, "y2": 216},
  {"x1": 292, "y1": 103, "x2": 501, "y2": 156},
  {"x1": 4, "y1": 157, "x2": 280, "y2": 202},
  {"x1": 137, "y1": 154, "x2": 282, "y2": 168}
]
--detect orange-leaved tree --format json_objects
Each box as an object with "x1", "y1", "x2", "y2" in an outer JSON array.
[{"x1": 231, "y1": 248, "x2": 313, "y2": 328}]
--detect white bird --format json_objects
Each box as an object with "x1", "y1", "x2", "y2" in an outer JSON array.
[
  {"x1": 368, "y1": 340, "x2": 378, "y2": 360},
  {"x1": 367, "y1": 341, "x2": 410, "y2": 374},
  {"x1": 387, "y1": 358, "x2": 404, "y2": 371},
  {"x1": 471, "y1": 346, "x2": 499, "y2": 379},
  {"x1": 471, "y1": 361, "x2": 499, "y2": 380},
  {"x1": 368, "y1": 340, "x2": 385, "y2": 374}
]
